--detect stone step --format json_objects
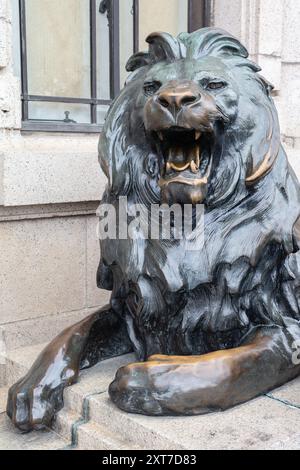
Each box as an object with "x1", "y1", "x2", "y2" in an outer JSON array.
[
  {"x1": 0, "y1": 327, "x2": 7, "y2": 387},
  {"x1": 4, "y1": 342, "x2": 47, "y2": 386},
  {"x1": 2, "y1": 339, "x2": 300, "y2": 450},
  {"x1": 0, "y1": 413, "x2": 68, "y2": 450},
  {"x1": 67, "y1": 360, "x2": 300, "y2": 450},
  {"x1": 53, "y1": 408, "x2": 82, "y2": 443},
  {"x1": 53, "y1": 392, "x2": 143, "y2": 450},
  {"x1": 0, "y1": 365, "x2": 6, "y2": 388},
  {"x1": 0, "y1": 388, "x2": 8, "y2": 414},
  {"x1": 76, "y1": 421, "x2": 142, "y2": 451},
  {"x1": 89, "y1": 393, "x2": 181, "y2": 450}
]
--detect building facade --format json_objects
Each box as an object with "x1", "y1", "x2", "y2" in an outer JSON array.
[{"x1": 0, "y1": 0, "x2": 299, "y2": 385}]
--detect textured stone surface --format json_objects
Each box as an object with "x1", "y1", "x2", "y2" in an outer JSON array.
[
  {"x1": 269, "y1": 377, "x2": 300, "y2": 408},
  {"x1": 0, "y1": 414, "x2": 67, "y2": 450},
  {"x1": 0, "y1": 308, "x2": 94, "y2": 352},
  {"x1": 76, "y1": 421, "x2": 140, "y2": 451},
  {"x1": 0, "y1": 75, "x2": 21, "y2": 129},
  {"x1": 257, "y1": 54, "x2": 282, "y2": 91},
  {"x1": 213, "y1": 0, "x2": 243, "y2": 38},
  {"x1": 56, "y1": 355, "x2": 300, "y2": 450},
  {"x1": 287, "y1": 145, "x2": 300, "y2": 178},
  {"x1": 0, "y1": 217, "x2": 86, "y2": 324},
  {"x1": 0, "y1": 201, "x2": 100, "y2": 222},
  {"x1": 1, "y1": 134, "x2": 105, "y2": 206},
  {"x1": 5, "y1": 342, "x2": 47, "y2": 385},
  {"x1": 0, "y1": 388, "x2": 7, "y2": 413},
  {"x1": 63, "y1": 355, "x2": 300, "y2": 450},
  {"x1": 0, "y1": 19, "x2": 8, "y2": 69},
  {"x1": 0, "y1": 367, "x2": 6, "y2": 388},
  {"x1": 88, "y1": 390, "x2": 300, "y2": 450},
  {"x1": 53, "y1": 408, "x2": 81, "y2": 442},
  {"x1": 282, "y1": 0, "x2": 300, "y2": 62},
  {"x1": 211, "y1": 0, "x2": 300, "y2": 141},
  {"x1": 258, "y1": 0, "x2": 283, "y2": 56},
  {"x1": 280, "y1": 63, "x2": 300, "y2": 138}
]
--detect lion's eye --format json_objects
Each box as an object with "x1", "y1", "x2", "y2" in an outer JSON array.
[
  {"x1": 143, "y1": 81, "x2": 162, "y2": 96},
  {"x1": 207, "y1": 82, "x2": 226, "y2": 90}
]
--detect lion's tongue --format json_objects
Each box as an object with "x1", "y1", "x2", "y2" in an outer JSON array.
[{"x1": 166, "y1": 144, "x2": 200, "y2": 174}]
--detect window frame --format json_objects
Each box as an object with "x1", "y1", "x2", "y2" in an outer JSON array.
[{"x1": 19, "y1": 0, "x2": 209, "y2": 133}]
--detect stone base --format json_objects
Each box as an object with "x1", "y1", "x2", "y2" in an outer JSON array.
[
  {"x1": 0, "y1": 348, "x2": 300, "y2": 450},
  {"x1": 55, "y1": 355, "x2": 300, "y2": 450}
]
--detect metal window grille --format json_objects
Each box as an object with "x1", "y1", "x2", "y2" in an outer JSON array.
[{"x1": 19, "y1": 0, "x2": 209, "y2": 133}]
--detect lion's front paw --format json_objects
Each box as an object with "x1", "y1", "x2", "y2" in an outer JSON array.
[
  {"x1": 109, "y1": 354, "x2": 234, "y2": 416},
  {"x1": 6, "y1": 377, "x2": 64, "y2": 433},
  {"x1": 108, "y1": 356, "x2": 197, "y2": 416},
  {"x1": 108, "y1": 360, "x2": 167, "y2": 416},
  {"x1": 109, "y1": 357, "x2": 182, "y2": 416}
]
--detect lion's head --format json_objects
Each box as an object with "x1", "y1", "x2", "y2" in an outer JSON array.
[{"x1": 99, "y1": 28, "x2": 281, "y2": 207}]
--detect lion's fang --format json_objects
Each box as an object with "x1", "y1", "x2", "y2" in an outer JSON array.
[{"x1": 190, "y1": 160, "x2": 199, "y2": 174}]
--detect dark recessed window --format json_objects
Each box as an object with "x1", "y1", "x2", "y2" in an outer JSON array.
[{"x1": 17, "y1": 0, "x2": 209, "y2": 133}]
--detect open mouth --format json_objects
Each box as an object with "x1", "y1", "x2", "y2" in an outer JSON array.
[{"x1": 153, "y1": 127, "x2": 214, "y2": 189}]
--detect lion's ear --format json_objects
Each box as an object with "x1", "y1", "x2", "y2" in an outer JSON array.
[
  {"x1": 126, "y1": 52, "x2": 152, "y2": 72},
  {"x1": 146, "y1": 32, "x2": 184, "y2": 62},
  {"x1": 126, "y1": 32, "x2": 184, "y2": 72}
]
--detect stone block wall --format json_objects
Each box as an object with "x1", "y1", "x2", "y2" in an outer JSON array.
[
  {"x1": 0, "y1": 0, "x2": 109, "y2": 357},
  {"x1": 211, "y1": 0, "x2": 300, "y2": 148}
]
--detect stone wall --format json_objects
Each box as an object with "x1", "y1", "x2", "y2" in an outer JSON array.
[
  {"x1": 0, "y1": 0, "x2": 109, "y2": 359},
  {"x1": 211, "y1": 0, "x2": 300, "y2": 149}
]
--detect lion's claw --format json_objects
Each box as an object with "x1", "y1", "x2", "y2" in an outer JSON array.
[
  {"x1": 109, "y1": 364, "x2": 164, "y2": 415},
  {"x1": 7, "y1": 379, "x2": 63, "y2": 432}
]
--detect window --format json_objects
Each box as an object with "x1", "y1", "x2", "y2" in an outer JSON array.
[{"x1": 17, "y1": 0, "x2": 209, "y2": 133}]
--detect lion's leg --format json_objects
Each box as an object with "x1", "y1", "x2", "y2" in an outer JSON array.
[
  {"x1": 109, "y1": 326, "x2": 300, "y2": 416},
  {"x1": 7, "y1": 306, "x2": 132, "y2": 432}
]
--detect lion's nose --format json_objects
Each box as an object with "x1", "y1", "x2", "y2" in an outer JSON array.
[{"x1": 157, "y1": 89, "x2": 200, "y2": 109}]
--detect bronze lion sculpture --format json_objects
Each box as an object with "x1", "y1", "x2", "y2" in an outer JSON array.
[{"x1": 7, "y1": 28, "x2": 300, "y2": 431}]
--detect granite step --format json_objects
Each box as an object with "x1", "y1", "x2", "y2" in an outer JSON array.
[
  {"x1": 0, "y1": 413, "x2": 68, "y2": 450},
  {"x1": 0, "y1": 365, "x2": 6, "y2": 389},
  {"x1": 57, "y1": 354, "x2": 300, "y2": 450},
  {"x1": 2, "y1": 339, "x2": 300, "y2": 450},
  {"x1": 76, "y1": 421, "x2": 142, "y2": 451},
  {"x1": 4, "y1": 342, "x2": 47, "y2": 386},
  {"x1": 0, "y1": 388, "x2": 8, "y2": 414},
  {"x1": 88, "y1": 384, "x2": 300, "y2": 450}
]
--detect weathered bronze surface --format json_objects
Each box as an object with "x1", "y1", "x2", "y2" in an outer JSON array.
[{"x1": 7, "y1": 28, "x2": 300, "y2": 430}]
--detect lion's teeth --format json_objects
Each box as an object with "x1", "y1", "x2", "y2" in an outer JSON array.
[
  {"x1": 195, "y1": 131, "x2": 201, "y2": 141},
  {"x1": 158, "y1": 132, "x2": 164, "y2": 141},
  {"x1": 197, "y1": 147, "x2": 201, "y2": 167},
  {"x1": 190, "y1": 160, "x2": 198, "y2": 174}
]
